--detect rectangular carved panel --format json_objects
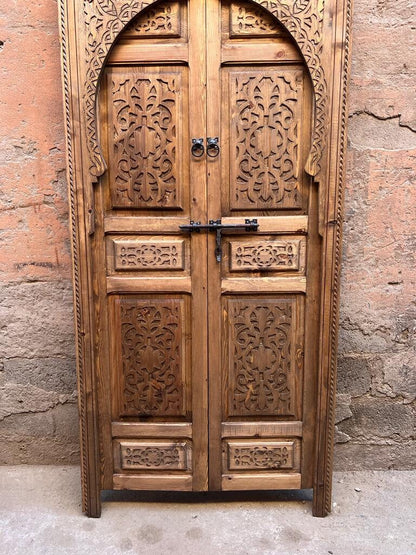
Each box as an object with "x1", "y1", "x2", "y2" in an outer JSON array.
[
  {"x1": 225, "y1": 297, "x2": 302, "y2": 418},
  {"x1": 108, "y1": 66, "x2": 187, "y2": 210},
  {"x1": 116, "y1": 440, "x2": 191, "y2": 471},
  {"x1": 227, "y1": 68, "x2": 304, "y2": 210},
  {"x1": 123, "y1": 2, "x2": 182, "y2": 38},
  {"x1": 225, "y1": 440, "x2": 297, "y2": 471},
  {"x1": 117, "y1": 297, "x2": 187, "y2": 418},
  {"x1": 229, "y1": 239, "x2": 302, "y2": 272},
  {"x1": 229, "y1": 2, "x2": 285, "y2": 37},
  {"x1": 112, "y1": 239, "x2": 185, "y2": 271}
]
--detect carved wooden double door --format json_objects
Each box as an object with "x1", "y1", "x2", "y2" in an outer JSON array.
[
  {"x1": 96, "y1": 0, "x2": 316, "y2": 497},
  {"x1": 60, "y1": 0, "x2": 351, "y2": 517}
]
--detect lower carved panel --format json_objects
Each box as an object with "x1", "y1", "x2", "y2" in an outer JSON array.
[
  {"x1": 225, "y1": 440, "x2": 297, "y2": 471},
  {"x1": 115, "y1": 297, "x2": 187, "y2": 418},
  {"x1": 225, "y1": 297, "x2": 301, "y2": 417},
  {"x1": 116, "y1": 440, "x2": 191, "y2": 471}
]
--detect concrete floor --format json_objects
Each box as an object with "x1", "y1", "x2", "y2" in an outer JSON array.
[{"x1": 0, "y1": 467, "x2": 415, "y2": 555}]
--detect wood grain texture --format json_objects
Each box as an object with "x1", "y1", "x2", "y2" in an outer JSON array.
[
  {"x1": 221, "y1": 421, "x2": 302, "y2": 438},
  {"x1": 222, "y1": 473, "x2": 301, "y2": 490},
  {"x1": 112, "y1": 422, "x2": 193, "y2": 439}
]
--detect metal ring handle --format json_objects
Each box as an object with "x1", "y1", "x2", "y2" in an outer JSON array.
[
  {"x1": 207, "y1": 137, "x2": 220, "y2": 158},
  {"x1": 191, "y1": 138, "x2": 205, "y2": 158}
]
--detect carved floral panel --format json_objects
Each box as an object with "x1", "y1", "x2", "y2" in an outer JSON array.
[
  {"x1": 226, "y1": 298, "x2": 296, "y2": 417},
  {"x1": 112, "y1": 239, "x2": 185, "y2": 271},
  {"x1": 123, "y1": 1, "x2": 182, "y2": 38},
  {"x1": 118, "y1": 440, "x2": 191, "y2": 471},
  {"x1": 108, "y1": 67, "x2": 185, "y2": 209},
  {"x1": 226, "y1": 440, "x2": 296, "y2": 471},
  {"x1": 228, "y1": 69, "x2": 304, "y2": 210},
  {"x1": 118, "y1": 298, "x2": 186, "y2": 417},
  {"x1": 229, "y1": 239, "x2": 301, "y2": 272},
  {"x1": 229, "y1": 1, "x2": 285, "y2": 37}
]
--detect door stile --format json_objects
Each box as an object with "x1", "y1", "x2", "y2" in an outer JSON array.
[
  {"x1": 206, "y1": 0, "x2": 223, "y2": 490},
  {"x1": 189, "y1": 0, "x2": 209, "y2": 491}
]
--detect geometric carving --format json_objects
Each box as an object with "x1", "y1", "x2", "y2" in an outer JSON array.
[
  {"x1": 230, "y1": 70, "x2": 303, "y2": 210},
  {"x1": 118, "y1": 440, "x2": 191, "y2": 471},
  {"x1": 109, "y1": 68, "x2": 183, "y2": 209},
  {"x1": 227, "y1": 298, "x2": 295, "y2": 416},
  {"x1": 113, "y1": 239, "x2": 185, "y2": 271},
  {"x1": 119, "y1": 298, "x2": 185, "y2": 417},
  {"x1": 230, "y1": 240, "x2": 300, "y2": 272},
  {"x1": 124, "y1": 1, "x2": 181, "y2": 38},
  {"x1": 226, "y1": 441, "x2": 295, "y2": 470},
  {"x1": 230, "y1": 2, "x2": 284, "y2": 37}
]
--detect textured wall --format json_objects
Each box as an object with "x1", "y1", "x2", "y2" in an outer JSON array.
[{"x1": 0, "y1": 0, "x2": 415, "y2": 467}]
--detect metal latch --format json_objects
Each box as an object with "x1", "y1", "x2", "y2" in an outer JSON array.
[{"x1": 179, "y1": 218, "x2": 258, "y2": 262}]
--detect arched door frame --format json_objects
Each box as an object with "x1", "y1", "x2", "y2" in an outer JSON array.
[{"x1": 59, "y1": 0, "x2": 352, "y2": 517}]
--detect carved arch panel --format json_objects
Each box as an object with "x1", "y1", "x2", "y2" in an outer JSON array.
[{"x1": 82, "y1": 0, "x2": 327, "y2": 179}]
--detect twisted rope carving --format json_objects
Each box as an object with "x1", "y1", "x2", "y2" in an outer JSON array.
[
  {"x1": 324, "y1": 0, "x2": 353, "y2": 514},
  {"x1": 59, "y1": 0, "x2": 89, "y2": 513}
]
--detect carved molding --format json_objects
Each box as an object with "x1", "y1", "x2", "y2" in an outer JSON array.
[
  {"x1": 83, "y1": 0, "x2": 327, "y2": 178},
  {"x1": 252, "y1": 0, "x2": 327, "y2": 176}
]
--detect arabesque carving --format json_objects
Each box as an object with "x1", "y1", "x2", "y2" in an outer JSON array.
[
  {"x1": 109, "y1": 70, "x2": 180, "y2": 208},
  {"x1": 227, "y1": 299, "x2": 294, "y2": 416},
  {"x1": 230, "y1": 1, "x2": 283, "y2": 36},
  {"x1": 119, "y1": 299, "x2": 185, "y2": 417},
  {"x1": 113, "y1": 239, "x2": 185, "y2": 270},
  {"x1": 227, "y1": 441, "x2": 295, "y2": 470},
  {"x1": 119, "y1": 441, "x2": 190, "y2": 470},
  {"x1": 230, "y1": 240, "x2": 300, "y2": 271},
  {"x1": 230, "y1": 70, "x2": 303, "y2": 209},
  {"x1": 83, "y1": 0, "x2": 327, "y2": 177},
  {"x1": 124, "y1": 1, "x2": 181, "y2": 37}
]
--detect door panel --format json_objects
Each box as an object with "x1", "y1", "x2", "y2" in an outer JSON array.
[
  {"x1": 223, "y1": 296, "x2": 304, "y2": 419},
  {"x1": 106, "y1": 66, "x2": 188, "y2": 210},
  {"x1": 224, "y1": 67, "x2": 305, "y2": 211}
]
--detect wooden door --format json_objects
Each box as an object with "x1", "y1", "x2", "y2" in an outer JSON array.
[
  {"x1": 206, "y1": 0, "x2": 317, "y2": 492},
  {"x1": 96, "y1": 0, "x2": 209, "y2": 493},
  {"x1": 60, "y1": 0, "x2": 352, "y2": 517}
]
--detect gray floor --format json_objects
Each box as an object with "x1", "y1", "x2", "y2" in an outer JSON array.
[{"x1": 0, "y1": 467, "x2": 415, "y2": 555}]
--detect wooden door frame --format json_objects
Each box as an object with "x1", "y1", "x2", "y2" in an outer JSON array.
[{"x1": 59, "y1": 0, "x2": 353, "y2": 517}]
